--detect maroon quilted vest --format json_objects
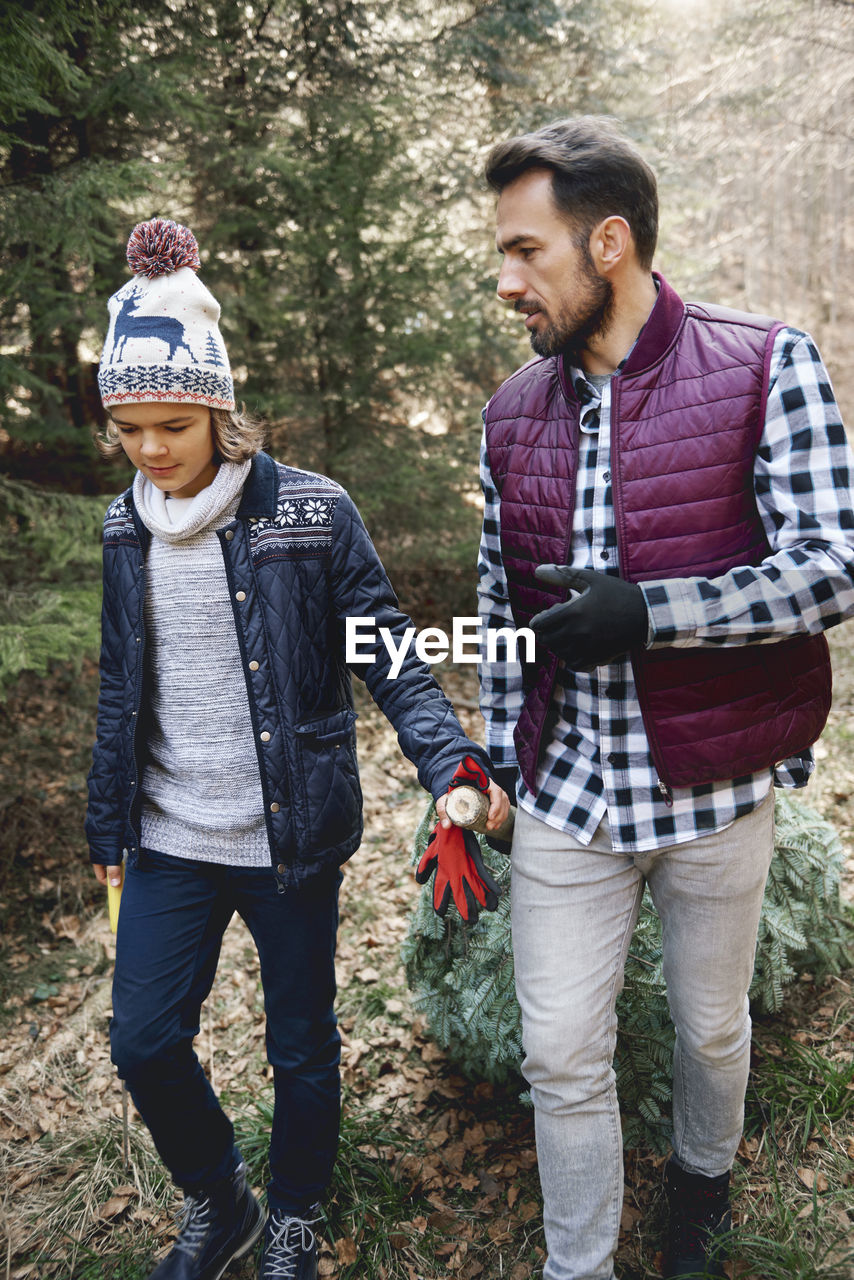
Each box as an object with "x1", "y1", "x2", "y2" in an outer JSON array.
[{"x1": 484, "y1": 274, "x2": 832, "y2": 793}]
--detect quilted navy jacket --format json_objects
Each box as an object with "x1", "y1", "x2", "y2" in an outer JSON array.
[{"x1": 85, "y1": 450, "x2": 490, "y2": 887}]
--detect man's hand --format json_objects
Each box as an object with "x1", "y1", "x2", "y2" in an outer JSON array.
[{"x1": 530, "y1": 565, "x2": 648, "y2": 671}]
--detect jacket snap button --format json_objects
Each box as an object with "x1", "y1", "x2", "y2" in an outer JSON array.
[
  {"x1": 277, "y1": 863, "x2": 286, "y2": 874},
  {"x1": 260, "y1": 731, "x2": 271, "y2": 742},
  {"x1": 225, "y1": 529, "x2": 234, "y2": 540},
  {"x1": 270, "y1": 802, "x2": 280, "y2": 813},
  {"x1": 249, "y1": 660, "x2": 259, "y2": 671},
  {"x1": 235, "y1": 591, "x2": 246, "y2": 602}
]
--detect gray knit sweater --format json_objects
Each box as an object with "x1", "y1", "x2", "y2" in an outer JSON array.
[{"x1": 133, "y1": 463, "x2": 271, "y2": 866}]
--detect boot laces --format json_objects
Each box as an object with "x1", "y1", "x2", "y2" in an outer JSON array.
[
  {"x1": 263, "y1": 1210, "x2": 320, "y2": 1278},
  {"x1": 172, "y1": 1192, "x2": 213, "y2": 1257}
]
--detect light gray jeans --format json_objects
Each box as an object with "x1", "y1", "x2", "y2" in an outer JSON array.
[{"x1": 510, "y1": 792, "x2": 775, "y2": 1280}]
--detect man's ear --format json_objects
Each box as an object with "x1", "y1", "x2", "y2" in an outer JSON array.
[{"x1": 588, "y1": 216, "x2": 632, "y2": 273}]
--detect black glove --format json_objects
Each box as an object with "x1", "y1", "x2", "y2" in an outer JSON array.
[{"x1": 530, "y1": 565, "x2": 648, "y2": 672}]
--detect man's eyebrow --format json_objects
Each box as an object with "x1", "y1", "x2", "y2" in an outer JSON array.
[{"x1": 495, "y1": 233, "x2": 537, "y2": 255}]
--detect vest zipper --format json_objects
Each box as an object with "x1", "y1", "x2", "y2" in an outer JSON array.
[{"x1": 609, "y1": 378, "x2": 675, "y2": 808}]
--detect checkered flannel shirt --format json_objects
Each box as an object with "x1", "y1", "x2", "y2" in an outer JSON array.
[{"x1": 478, "y1": 327, "x2": 854, "y2": 852}]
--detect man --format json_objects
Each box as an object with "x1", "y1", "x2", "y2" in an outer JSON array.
[{"x1": 477, "y1": 116, "x2": 854, "y2": 1280}]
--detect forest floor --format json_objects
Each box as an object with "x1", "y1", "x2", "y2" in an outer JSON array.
[{"x1": 0, "y1": 629, "x2": 852, "y2": 1279}]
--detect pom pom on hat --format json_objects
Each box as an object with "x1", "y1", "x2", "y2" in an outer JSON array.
[{"x1": 126, "y1": 218, "x2": 201, "y2": 279}]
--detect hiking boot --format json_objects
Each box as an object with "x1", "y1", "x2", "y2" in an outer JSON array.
[
  {"x1": 148, "y1": 1160, "x2": 265, "y2": 1280},
  {"x1": 258, "y1": 1206, "x2": 321, "y2": 1279},
  {"x1": 663, "y1": 1157, "x2": 732, "y2": 1279}
]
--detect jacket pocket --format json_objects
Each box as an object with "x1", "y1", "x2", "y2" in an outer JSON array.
[{"x1": 294, "y1": 707, "x2": 362, "y2": 854}]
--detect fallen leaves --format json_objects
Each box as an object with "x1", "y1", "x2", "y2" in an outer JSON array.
[
  {"x1": 796, "y1": 1166, "x2": 830, "y2": 1193},
  {"x1": 335, "y1": 1236, "x2": 359, "y2": 1263},
  {"x1": 98, "y1": 1186, "x2": 139, "y2": 1220}
]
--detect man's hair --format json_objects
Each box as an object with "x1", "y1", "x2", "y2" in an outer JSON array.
[
  {"x1": 485, "y1": 116, "x2": 658, "y2": 269},
  {"x1": 96, "y1": 406, "x2": 267, "y2": 462}
]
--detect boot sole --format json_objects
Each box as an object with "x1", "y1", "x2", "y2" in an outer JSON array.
[{"x1": 206, "y1": 1196, "x2": 266, "y2": 1280}]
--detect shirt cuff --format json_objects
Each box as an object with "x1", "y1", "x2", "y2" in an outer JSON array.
[
  {"x1": 640, "y1": 579, "x2": 700, "y2": 648},
  {"x1": 484, "y1": 724, "x2": 519, "y2": 765}
]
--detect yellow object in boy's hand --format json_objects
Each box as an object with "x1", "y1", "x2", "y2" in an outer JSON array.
[{"x1": 107, "y1": 868, "x2": 124, "y2": 933}]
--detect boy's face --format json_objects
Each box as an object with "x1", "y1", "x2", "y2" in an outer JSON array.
[{"x1": 109, "y1": 402, "x2": 218, "y2": 498}]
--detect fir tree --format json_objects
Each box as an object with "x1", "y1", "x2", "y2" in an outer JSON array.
[
  {"x1": 0, "y1": 0, "x2": 193, "y2": 447},
  {"x1": 403, "y1": 794, "x2": 851, "y2": 1151},
  {"x1": 203, "y1": 331, "x2": 225, "y2": 368},
  {"x1": 0, "y1": 474, "x2": 104, "y2": 696}
]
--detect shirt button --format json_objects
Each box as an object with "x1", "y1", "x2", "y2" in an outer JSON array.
[
  {"x1": 600, "y1": 550, "x2": 610, "y2": 561},
  {"x1": 260, "y1": 731, "x2": 271, "y2": 743},
  {"x1": 249, "y1": 660, "x2": 259, "y2": 671},
  {"x1": 225, "y1": 529, "x2": 234, "y2": 541},
  {"x1": 270, "y1": 802, "x2": 280, "y2": 813},
  {"x1": 608, "y1": 753, "x2": 618, "y2": 764},
  {"x1": 603, "y1": 471, "x2": 610, "y2": 482},
  {"x1": 235, "y1": 591, "x2": 246, "y2": 602}
]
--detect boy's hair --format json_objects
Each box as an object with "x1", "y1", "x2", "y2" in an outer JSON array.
[
  {"x1": 485, "y1": 116, "x2": 658, "y2": 269},
  {"x1": 96, "y1": 407, "x2": 267, "y2": 463}
]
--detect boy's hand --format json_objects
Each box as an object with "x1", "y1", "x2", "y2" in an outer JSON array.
[
  {"x1": 435, "y1": 760, "x2": 510, "y2": 832},
  {"x1": 435, "y1": 779, "x2": 509, "y2": 831},
  {"x1": 417, "y1": 756, "x2": 505, "y2": 923},
  {"x1": 92, "y1": 863, "x2": 123, "y2": 888}
]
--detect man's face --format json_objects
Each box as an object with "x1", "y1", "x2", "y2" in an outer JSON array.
[{"x1": 495, "y1": 167, "x2": 612, "y2": 362}]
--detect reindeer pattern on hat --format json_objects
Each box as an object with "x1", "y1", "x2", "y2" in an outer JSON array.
[{"x1": 110, "y1": 287, "x2": 199, "y2": 364}]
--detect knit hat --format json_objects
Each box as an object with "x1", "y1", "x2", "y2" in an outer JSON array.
[{"x1": 98, "y1": 218, "x2": 234, "y2": 411}]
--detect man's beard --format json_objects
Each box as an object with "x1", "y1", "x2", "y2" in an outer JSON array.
[{"x1": 527, "y1": 267, "x2": 614, "y2": 362}]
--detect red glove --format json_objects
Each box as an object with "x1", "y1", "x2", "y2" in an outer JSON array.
[{"x1": 415, "y1": 757, "x2": 501, "y2": 923}]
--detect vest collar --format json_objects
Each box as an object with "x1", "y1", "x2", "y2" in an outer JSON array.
[
  {"x1": 558, "y1": 271, "x2": 685, "y2": 399},
  {"x1": 621, "y1": 272, "x2": 685, "y2": 376}
]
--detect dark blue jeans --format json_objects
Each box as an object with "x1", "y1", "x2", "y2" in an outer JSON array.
[{"x1": 110, "y1": 850, "x2": 341, "y2": 1215}]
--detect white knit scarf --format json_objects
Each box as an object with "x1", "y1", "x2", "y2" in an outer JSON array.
[{"x1": 133, "y1": 458, "x2": 252, "y2": 543}]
